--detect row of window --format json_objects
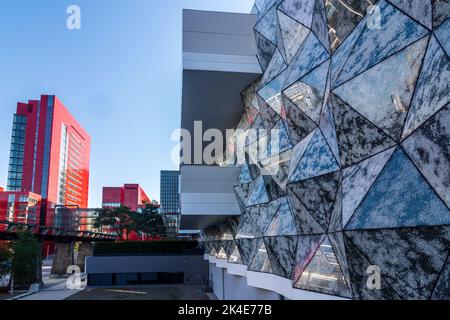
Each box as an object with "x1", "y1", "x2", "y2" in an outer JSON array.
[
  {"x1": 8, "y1": 115, "x2": 27, "y2": 191},
  {"x1": 102, "y1": 202, "x2": 121, "y2": 207}
]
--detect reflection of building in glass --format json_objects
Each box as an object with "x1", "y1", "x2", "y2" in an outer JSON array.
[
  {"x1": 180, "y1": 2, "x2": 450, "y2": 300},
  {"x1": 6, "y1": 95, "x2": 91, "y2": 228}
]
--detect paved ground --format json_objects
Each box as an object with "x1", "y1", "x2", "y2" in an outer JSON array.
[
  {"x1": 0, "y1": 292, "x2": 27, "y2": 300},
  {"x1": 16, "y1": 257, "x2": 81, "y2": 300},
  {"x1": 66, "y1": 286, "x2": 210, "y2": 300}
]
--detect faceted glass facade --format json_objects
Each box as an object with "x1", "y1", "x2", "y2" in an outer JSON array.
[{"x1": 200, "y1": 0, "x2": 450, "y2": 300}]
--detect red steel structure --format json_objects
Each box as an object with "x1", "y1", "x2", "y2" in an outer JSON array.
[
  {"x1": 102, "y1": 184, "x2": 152, "y2": 240},
  {"x1": 6, "y1": 95, "x2": 91, "y2": 228}
]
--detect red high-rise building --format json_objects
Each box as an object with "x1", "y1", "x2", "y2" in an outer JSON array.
[
  {"x1": 102, "y1": 184, "x2": 151, "y2": 211},
  {"x1": 6, "y1": 95, "x2": 91, "y2": 228},
  {"x1": 102, "y1": 184, "x2": 152, "y2": 240}
]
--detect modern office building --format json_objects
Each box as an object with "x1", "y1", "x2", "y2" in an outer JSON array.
[
  {"x1": 6, "y1": 95, "x2": 91, "y2": 228},
  {"x1": 0, "y1": 191, "x2": 41, "y2": 231},
  {"x1": 179, "y1": 1, "x2": 450, "y2": 300},
  {"x1": 160, "y1": 170, "x2": 180, "y2": 214},
  {"x1": 102, "y1": 184, "x2": 151, "y2": 211},
  {"x1": 102, "y1": 184, "x2": 152, "y2": 240}
]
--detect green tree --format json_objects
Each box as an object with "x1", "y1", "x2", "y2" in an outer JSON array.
[
  {"x1": 93, "y1": 206, "x2": 136, "y2": 241},
  {"x1": 135, "y1": 203, "x2": 167, "y2": 238},
  {"x1": 10, "y1": 230, "x2": 40, "y2": 287}
]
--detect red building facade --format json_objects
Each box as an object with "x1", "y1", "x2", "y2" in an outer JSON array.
[
  {"x1": 0, "y1": 191, "x2": 41, "y2": 231},
  {"x1": 102, "y1": 184, "x2": 151, "y2": 211},
  {"x1": 102, "y1": 184, "x2": 152, "y2": 240},
  {"x1": 6, "y1": 95, "x2": 91, "y2": 228}
]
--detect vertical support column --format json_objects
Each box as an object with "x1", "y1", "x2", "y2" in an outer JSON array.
[
  {"x1": 50, "y1": 242, "x2": 74, "y2": 276},
  {"x1": 76, "y1": 242, "x2": 93, "y2": 272}
]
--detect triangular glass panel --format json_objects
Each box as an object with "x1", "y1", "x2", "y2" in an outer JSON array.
[
  {"x1": 343, "y1": 232, "x2": 401, "y2": 299},
  {"x1": 288, "y1": 129, "x2": 340, "y2": 183},
  {"x1": 331, "y1": 94, "x2": 396, "y2": 167},
  {"x1": 268, "y1": 120, "x2": 293, "y2": 157},
  {"x1": 258, "y1": 69, "x2": 289, "y2": 117},
  {"x1": 311, "y1": 0, "x2": 330, "y2": 52},
  {"x1": 262, "y1": 175, "x2": 286, "y2": 202},
  {"x1": 294, "y1": 236, "x2": 352, "y2": 298},
  {"x1": 402, "y1": 102, "x2": 450, "y2": 208},
  {"x1": 341, "y1": 147, "x2": 396, "y2": 228},
  {"x1": 233, "y1": 179, "x2": 255, "y2": 205},
  {"x1": 388, "y1": 0, "x2": 432, "y2": 29},
  {"x1": 277, "y1": 9, "x2": 310, "y2": 63},
  {"x1": 255, "y1": 31, "x2": 277, "y2": 71},
  {"x1": 260, "y1": 48, "x2": 287, "y2": 87},
  {"x1": 235, "y1": 214, "x2": 262, "y2": 239},
  {"x1": 217, "y1": 246, "x2": 228, "y2": 260},
  {"x1": 228, "y1": 241, "x2": 243, "y2": 264},
  {"x1": 284, "y1": 32, "x2": 330, "y2": 89},
  {"x1": 330, "y1": 12, "x2": 367, "y2": 87},
  {"x1": 288, "y1": 171, "x2": 340, "y2": 231},
  {"x1": 346, "y1": 226, "x2": 450, "y2": 299},
  {"x1": 237, "y1": 164, "x2": 253, "y2": 184},
  {"x1": 257, "y1": 94, "x2": 281, "y2": 130},
  {"x1": 246, "y1": 176, "x2": 269, "y2": 206},
  {"x1": 255, "y1": 6, "x2": 278, "y2": 46},
  {"x1": 334, "y1": 0, "x2": 428, "y2": 87},
  {"x1": 346, "y1": 148, "x2": 450, "y2": 230},
  {"x1": 278, "y1": 0, "x2": 315, "y2": 28},
  {"x1": 251, "y1": 3, "x2": 259, "y2": 15},
  {"x1": 242, "y1": 79, "x2": 261, "y2": 112},
  {"x1": 325, "y1": 0, "x2": 371, "y2": 53},
  {"x1": 260, "y1": 149, "x2": 292, "y2": 191},
  {"x1": 265, "y1": 236, "x2": 297, "y2": 279},
  {"x1": 328, "y1": 232, "x2": 351, "y2": 292},
  {"x1": 265, "y1": 198, "x2": 298, "y2": 236},
  {"x1": 431, "y1": 254, "x2": 450, "y2": 300},
  {"x1": 255, "y1": 0, "x2": 281, "y2": 19},
  {"x1": 287, "y1": 128, "x2": 316, "y2": 180},
  {"x1": 319, "y1": 102, "x2": 340, "y2": 165},
  {"x1": 333, "y1": 35, "x2": 429, "y2": 140},
  {"x1": 403, "y1": 36, "x2": 450, "y2": 138},
  {"x1": 247, "y1": 199, "x2": 282, "y2": 234},
  {"x1": 248, "y1": 241, "x2": 273, "y2": 273},
  {"x1": 328, "y1": 177, "x2": 343, "y2": 233},
  {"x1": 282, "y1": 94, "x2": 317, "y2": 145},
  {"x1": 236, "y1": 238, "x2": 262, "y2": 266},
  {"x1": 283, "y1": 59, "x2": 330, "y2": 124},
  {"x1": 434, "y1": 17, "x2": 450, "y2": 57},
  {"x1": 432, "y1": 0, "x2": 450, "y2": 28},
  {"x1": 287, "y1": 188, "x2": 326, "y2": 235},
  {"x1": 292, "y1": 234, "x2": 325, "y2": 284}
]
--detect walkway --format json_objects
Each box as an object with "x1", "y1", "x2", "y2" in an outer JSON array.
[{"x1": 16, "y1": 258, "x2": 82, "y2": 300}]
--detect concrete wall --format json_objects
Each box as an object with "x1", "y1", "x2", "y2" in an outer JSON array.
[
  {"x1": 86, "y1": 255, "x2": 208, "y2": 286},
  {"x1": 210, "y1": 263, "x2": 282, "y2": 300}
]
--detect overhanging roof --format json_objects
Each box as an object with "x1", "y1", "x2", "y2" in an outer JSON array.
[{"x1": 181, "y1": 9, "x2": 262, "y2": 164}]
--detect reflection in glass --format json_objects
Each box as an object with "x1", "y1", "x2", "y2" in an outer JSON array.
[
  {"x1": 325, "y1": 0, "x2": 370, "y2": 52},
  {"x1": 249, "y1": 242, "x2": 272, "y2": 273},
  {"x1": 294, "y1": 238, "x2": 351, "y2": 297}
]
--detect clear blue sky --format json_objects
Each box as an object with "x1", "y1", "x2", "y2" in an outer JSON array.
[{"x1": 0, "y1": 0, "x2": 254, "y2": 207}]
